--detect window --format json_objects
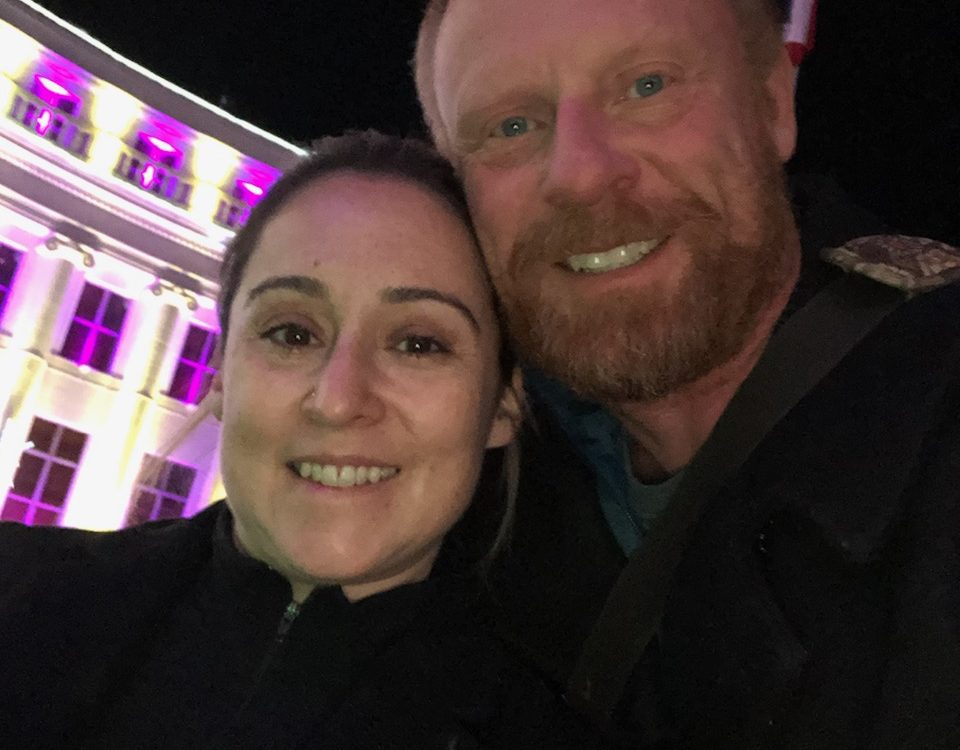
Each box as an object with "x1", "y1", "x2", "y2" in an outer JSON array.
[
  {"x1": 113, "y1": 150, "x2": 193, "y2": 208},
  {"x1": 124, "y1": 455, "x2": 197, "y2": 526},
  {"x1": 213, "y1": 179, "x2": 264, "y2": 231},
  {"x1": 168, "y1": 324, "x2": 218, "y2": 404},
  {"x1": 61, "y1": 283, "x2": 129, "y2": 373},
  {"x1": 0, "y1": 244, "x2": 23, "y2": 324},
  {"x1": 7, "y1": 79, "x2": 92, "y2": 159},
  {"x1": 2, "y1": 417, "x2": 87, "y2": 526},
  {"x1": 214, "y1": 199, "x2": 251, "y2": 230}
]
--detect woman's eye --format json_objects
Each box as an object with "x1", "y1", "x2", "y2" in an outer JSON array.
[
  {"x1": 627, "y1": 73, "x2": 666, "y2": 99},
  {"x1": 493, "y1": 116, "x2": 533, "y2": 138},
  {"x1": 263, "y1": 324, "x2": 316, "y2": 348},
  {"x1": 396, "y1": 335, "x2": 448, "y2": 357}
]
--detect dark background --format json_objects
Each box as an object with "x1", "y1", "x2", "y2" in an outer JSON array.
[{"x1": 35, "y1": 0, "x2": 960, "y2": 245}]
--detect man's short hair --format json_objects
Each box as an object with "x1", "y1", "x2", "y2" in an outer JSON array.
[{"x1": 414, "y1": 0, "x2": 791, "y2": 149}]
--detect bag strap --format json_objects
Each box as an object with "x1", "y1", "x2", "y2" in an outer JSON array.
[{"x1": 564, "y1": 271, "x2": 906, "y2": 724}]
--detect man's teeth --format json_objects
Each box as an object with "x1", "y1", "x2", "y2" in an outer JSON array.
[
  {"x1": 565, "y1": 239, "x2": 664, "y2": 273},
  {"x1": 295, "y1": 462, "x2": 398, "y2": 487}
]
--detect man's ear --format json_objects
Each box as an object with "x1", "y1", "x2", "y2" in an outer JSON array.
[
  {"x1": 486, "y1": 368, "x2": 524, "y2": 450},
  {"x1": 208, "y1": 371, "x2": 224, "y2": 421},
  {"x1": 763, "y1": 45, "x2": 798, "y2": 163}
]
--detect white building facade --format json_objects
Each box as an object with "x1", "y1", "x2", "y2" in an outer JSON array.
[{"x1": 0, "y1": 0, "x2": 303, "y2": 529}]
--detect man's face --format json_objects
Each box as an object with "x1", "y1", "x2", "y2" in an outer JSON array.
[{"x1": 430, "y1": 0, "x2": 800, "y2": 401}]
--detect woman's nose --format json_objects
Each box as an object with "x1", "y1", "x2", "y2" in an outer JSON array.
[{"x1": 301, "y1": 340, "x2": 385, "y2": 427}]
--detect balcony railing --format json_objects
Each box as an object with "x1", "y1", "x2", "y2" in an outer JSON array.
[
  {"x1": 7, "y1": 91, "x2": 92, "y2": 160},
  {"x1": 113, "y1": 149, "x2": 193, "y2": 208}
]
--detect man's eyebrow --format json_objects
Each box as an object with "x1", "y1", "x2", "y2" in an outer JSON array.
[
  {"x1": 382, "y1": 287, "x2": 480, "y2": 332},
  {"x1": 245, "y1": 275, "x2": 328, "y2": 305}
]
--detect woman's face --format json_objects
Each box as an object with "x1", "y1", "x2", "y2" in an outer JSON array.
[{"x1": 212, "y1": 172, "x2": 516, "y2": 601}]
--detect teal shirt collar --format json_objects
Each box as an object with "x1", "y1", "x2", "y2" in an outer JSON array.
[{"x1": 526, "y1": 370, "x2": 682, "y2": 555}]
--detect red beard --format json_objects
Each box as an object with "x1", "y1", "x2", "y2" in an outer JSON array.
[{"x1": 496, "y1": 138, "x2": 799, "y2": 402}]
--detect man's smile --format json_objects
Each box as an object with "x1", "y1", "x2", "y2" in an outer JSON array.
[{"x1": 564, "y1": 238, "x2": 667, "y2": 274}]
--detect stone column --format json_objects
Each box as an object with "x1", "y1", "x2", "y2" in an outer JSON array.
[
  {"x1": 62, "y1": 300, "x2": 183, "y2": 530},
  {"x1": 0, "y1": 253, "x2": 76, "y2": 493}
]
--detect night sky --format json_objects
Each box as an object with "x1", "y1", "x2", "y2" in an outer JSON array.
[{"x1": 32, "y1": 0, "x2": 960, "y2": 245}]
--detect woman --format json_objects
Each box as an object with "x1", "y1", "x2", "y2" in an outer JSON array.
[{"x1": 0, "y1": 132, "x2": 593, "y2": 749}]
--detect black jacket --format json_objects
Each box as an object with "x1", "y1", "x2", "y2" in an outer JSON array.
[
  {"x1": 0, "y1": 502, "x2": 593, "y2": 749},
  {"x1": 484, "y1": 177, "x2": 960, "y2": 749}
]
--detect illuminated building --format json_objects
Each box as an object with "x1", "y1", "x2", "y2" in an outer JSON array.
[{"x1": 0, "y1": 0, "x2": 304, "y2": 529}]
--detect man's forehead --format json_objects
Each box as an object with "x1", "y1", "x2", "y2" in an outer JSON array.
[
  {"x1": 433, "y1": 0, "x2": 739, "y2": 117},
  {"x1": 435, "y1": 0, "x2": 735, "y2": 54}
]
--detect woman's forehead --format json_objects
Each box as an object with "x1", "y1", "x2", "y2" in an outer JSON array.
[
  {"x1": 242, "y1": 173, "x2": 495, "y2": 310},
  {"x1": 263, "y1": 172, "x2": 471, "y2": 250}
]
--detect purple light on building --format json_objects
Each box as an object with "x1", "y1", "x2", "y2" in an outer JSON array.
[
  {"x1": 235, "y1": 179, "x2": 266, "y2": 204},
  {"x1": 35, "y1": 109, "x2": 53, "y2": 135},
  {"x1": 61, "y1": 284, "x2": 129, "y2": 374},
  {"x1": 140, "y1": 164, "x2": 157, "y2": 189},
  {"x1": 138, "y1": 132, "x2": 182, "y2": 166},
  {"x1": 33, "y1": 74, "x2": 76, "y2": 109},
  {"x1": 36, "y1": 75, "x2": 70, "y2": 98},
  {"x1": 153, "y1": 121, "x2": 186, "y2": 140},
  {"x1": 46, "y1": 60, "x2": 81, "y2": 82},
  {"x1": 168, "y1": 325, "x2": 219, "y2": 405},
  {"x1": 146, "y1": 135, "x2": 176, "y2": 153},
  {"x1": 77, "y1": 336, "x2": 96, "y2": 367},
  {"x1": 185, "y1": 369, "x2": 207, "y2": 404},
  {"x1": 31, "y1": 73, "x2": 82, "y2": 117}
]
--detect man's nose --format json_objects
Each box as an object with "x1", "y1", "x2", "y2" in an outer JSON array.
[
  {"x1": 542, "y1": 100, "x2": 637, "y2": 207},
  {"x1": 301, "y1": 340, "x2": 384, "y2": 428}
]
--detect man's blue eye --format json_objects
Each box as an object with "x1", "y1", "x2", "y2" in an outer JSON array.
[
  {"x1": 629, "y1": 74, "x2": 665, "y2": 99},
  {"x1": 496, "y1": 116, "x2": 531, "y2": 138}
]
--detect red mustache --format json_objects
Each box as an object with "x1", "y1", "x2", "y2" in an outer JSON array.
[{"x1": 508, "y1": 194, "x2": 721, "y2": 271}]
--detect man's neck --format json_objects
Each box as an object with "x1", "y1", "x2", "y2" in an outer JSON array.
[{"x1": 609, "y1": 268, "x2": 800, "y2": 483}]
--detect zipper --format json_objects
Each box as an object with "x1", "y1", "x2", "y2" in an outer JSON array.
[
  {"x1": 275, "y1": 600, "x2": 301, "y2": 646},
  {"x1": 232, "y1": 600, "x2": 302, "y2": 722}
]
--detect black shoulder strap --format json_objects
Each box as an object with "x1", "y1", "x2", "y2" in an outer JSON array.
[{"x1": 564, "y1": 271, "x2": 906, "y2": 724}]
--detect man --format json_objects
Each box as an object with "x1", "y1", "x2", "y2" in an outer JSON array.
[{"x1": 415, "y1": 1, "x2": 960, "y2": 748}]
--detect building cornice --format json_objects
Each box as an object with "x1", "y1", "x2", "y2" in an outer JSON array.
[{"x1": 0, "y1": 0, "x2": 306, "y2": 169}]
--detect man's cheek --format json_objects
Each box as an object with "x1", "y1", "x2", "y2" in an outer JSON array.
[
  {"x1": 469, "y1": 201, "x2": 515, "y2": 275},
  {"x1": 467, "y1": 161, "x2": 529, "y2": 212}
]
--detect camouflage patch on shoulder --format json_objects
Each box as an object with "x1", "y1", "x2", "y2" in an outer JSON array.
[{"x1": 821, "y1": 235, "x2": 960, "y2": 293}]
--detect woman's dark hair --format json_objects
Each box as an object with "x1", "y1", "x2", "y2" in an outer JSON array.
[{"x1": 216, "y1": 129, "x2": 519, "y2": 568}]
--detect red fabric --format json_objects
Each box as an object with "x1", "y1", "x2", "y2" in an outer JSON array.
[{"x1": 784, "y1": 0, "x2": 818, "y2": 65}]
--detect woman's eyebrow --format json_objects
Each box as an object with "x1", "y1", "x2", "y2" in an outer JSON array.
[
  {"x1": 382, "y1": 286, "x2": 480, "y2": 333},
  {"x1": 245, "y1": 275, "x2": 328, "y2": 305}
]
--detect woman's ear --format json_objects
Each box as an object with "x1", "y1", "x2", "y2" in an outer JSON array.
[
  {"x1": 208, "y1": 371, "x2": 224, "y2": 421},
  {"x1": 486, "y1": 368, "x2": 523, "y2": 449}
]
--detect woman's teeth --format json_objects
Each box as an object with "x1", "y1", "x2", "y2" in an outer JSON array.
[
  {"x1": 294, "y1": 462, "x2": 398, "y2": 487},
  {"x1": 565, "y1": 238, "x2": 664, "y2": 273}
]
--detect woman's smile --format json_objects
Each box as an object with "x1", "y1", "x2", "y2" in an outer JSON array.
[{"x1": 288, "y1": 459, "x2": 400, "y2": 488}]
